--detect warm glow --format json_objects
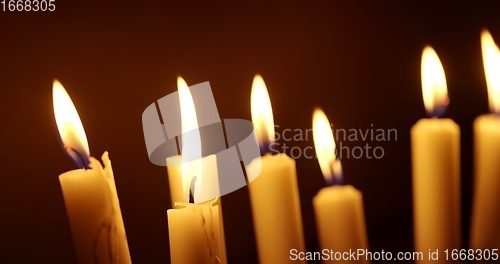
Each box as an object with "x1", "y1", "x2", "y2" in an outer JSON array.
[
  {"x1": 421, "y1": 46, "x2": 449, "y2": 117},
  {"x1": 178, "y1": 76, "x2": 202, "y2": 203},
  {"x1": 481, "y1": 29, "x2": 500, "y2": 114},
  {"x1": 251, "y1": 74, "x2": 275, "y2": 147},
  {"x1": 312, "y1": 108, "x2": 341, "y2": 185},
  {"x1": 52, "y1": 80, "x2": 90, "y2": 168}
]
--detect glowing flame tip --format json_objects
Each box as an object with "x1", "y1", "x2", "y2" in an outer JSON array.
[
  {"x1": 481, "y1": 29, "x2": 500, "y2": 114},
  {"x1": 251, "y1": 74, "x2": 275, "y2": 150},
  {"x1": 312, "y1": 108, "x2": 342, "y2": 185},
  {"x1": 421, "y1": 46, "x2": 449, "y2": 117}
]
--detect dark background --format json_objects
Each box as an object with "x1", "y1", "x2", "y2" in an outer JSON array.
[{"x1": 0, "y1": 0, "x2": 498, "y2": 263}]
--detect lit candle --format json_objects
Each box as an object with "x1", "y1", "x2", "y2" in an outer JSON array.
[
  {"x1": 311, "y1": 108, "x2": 369, "y2": 263},
  {"x1": 167, "y1": 77, "x2": 227, "y2": 264},
  {"x1": 411, "y1": 47, "x2": 461, "y2": 261},
  {"x1": 470, "y1": 29, "x2": 500, "y2": 250},
  {"x1": 246, "y1": 75, "x2": 306, "y2": 264},
  {"x1": 53, "y1": 80, "x2": 131, "y2": 264}
]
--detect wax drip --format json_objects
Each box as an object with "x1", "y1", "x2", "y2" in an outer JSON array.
[{"x1": 201, "y1": 205, "x2": 216, "y2": 263}]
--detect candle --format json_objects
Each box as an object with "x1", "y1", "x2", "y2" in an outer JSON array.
[
  {"x1": 470, "y1": 29, "x2": 500, "y2": 250},
  {"x1": 411, "y1": 47, "x2": 461, "y2": 260},
  {"x1": 52, "y1": 80, "x2": 131, "y2": 264},
  {"x1": 167, "y1": 77, "x2": 227, "y2": 264},
  {"x1": 246, "y1": 75, "x2": 306, "y2": 264},
  {"x1": 311, "y1": 108, "x2": 369, "y2": 263}
]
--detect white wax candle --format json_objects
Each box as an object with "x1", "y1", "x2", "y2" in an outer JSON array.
[
  {"x1": 166, "y1": 155, "x2": 227, "y2": 262},
  {"x1": 313, "y1": 185, "x2": 369, "y2": 263},
  {"x1": 471, "y1": 115, "x2": 500, "y2": 249},
  {"x1": 168, "y1": 197, "x2": 225, "y2": 264},
  {"x1": 411, "y1": 47, "x2": 461, "y2": 262},
  {"x1": 53, "y1": 80, "x2": 131, "y2": 264},
  {"x1": 312, "y1": 108, "x2": 369, "y2": 263},
  {"x1": 247, "y1": 75, "x2": 305, "y2": 264},
  {"x1": 167, "y1": 77, "x2": 227, "y2": 264},
  {"x1": 411, "y1": 119, "x2": 461, "y2": 255},
  {"x1": 60, "y1": 152, "x2": 131, "y2": 264},
  {"x1": 471, "y1": 30, "x2": 500, "y2": 250},
  {"x1": 247, "y1": 153, "x2": 306, "y2": 264}
]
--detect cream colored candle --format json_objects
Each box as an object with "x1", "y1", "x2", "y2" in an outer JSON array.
[
  {"x1": 166, "y1": 156, "x2": 227, "y2": 262},
  {"x1": 53, "y1": 81, "x2": 131, "y2": 264},
  {"x1": 246, "y1": 75, "x2": 305, "y2": 264},
  {"x1": 60, "y1": 153, "x2": 131, "y2": 264},
  {"x1": 411, "y1": 47, "x2": 461, "y2": 261},
  {"x1": 167, "y1": 77, "x2": 227, "y2": 264},
  {"x1": 312, "y1": 108, "x2": 369, "y2": 263},
  {"x1": 168, "y1": 197, "x2": 224, "y2": 264},
  {"x1": 470, "y1": 30, "x2": 500, "y2": 250}
]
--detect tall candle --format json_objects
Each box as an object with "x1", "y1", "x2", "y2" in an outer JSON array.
[
  {"x1": 470, "y1": 29, "x2": 500, "y2": 250},
  {"x1": 167, "y1": 77, "x2": 226, "y2": 264},
  {"x1": 411, "y1": 47, "x2": 461, "y2": 262},
  {"x1": 312, "y1": 108, "x2": 369, "y2": 263},
  {"x1": 168, "y1": 197, "x2": 223, "y2": 264},
  {"x1": 246, "y1": 75, "x2": 306, "y2": 264},
  {"x1": 53, "y1": 80, "x2": 131, "y2": 264}
]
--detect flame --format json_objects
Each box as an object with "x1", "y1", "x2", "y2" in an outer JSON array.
[
  {"x1": 312, "y1": 108, "x2": 342, "y2": 185},
  {"x1": 251, "y1": 74, "x2": 275, "y2": 148},
  {"x1": 52, "y1": 80, "x2": 90, "y2": 168},
  {"x1": 421, "y1": 46, "x2": 449, "y2": 117},
  {"x1": 178, "y1": 77, "x2": 202, "y2": 202},
  {"x1": 481, "y1": 29, "x2": 500, "y2": 114}
]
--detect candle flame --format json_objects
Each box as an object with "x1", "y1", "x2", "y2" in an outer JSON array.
[
  {"x1": 421, "y1": 46, "x2": 449, "y2": 117},
  {"x1": 178, "y1": 76, "x2": 203, "y2": 203},
  {"x1": 481, "y1": 29, "x2": 500, "y2": 114},
  {"x1": 251, "y1": 74, "x2": 275, "y2": 151},
  {"x1": 312, "y1": 108, "x2": 342, "y2": 185},
  {"x1": 52, "y1": 80, "x2": 90, "y2": 168}
]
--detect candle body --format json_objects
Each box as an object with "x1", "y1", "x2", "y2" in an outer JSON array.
[
  {"x1": 471, "y1": 114, "x2": 500, "y2": 250},
  {"x1": 168, "y1": 197, "x2": 226, "y2": 264},
  {"x1": 166, "y1": 155, "x2": 183, "y2": 207},
  {"x1": 59, "y1": 152, "x2": 131, "y2": 264},
  {"x1": 247, "y1": 153, "x2": 306, "y2": 264},
  {"x1": 411, "y1": 119, "x2": 461, "y2": 262},
  {"x1": 313, "y1": 185, "x2": 369, "y2": 263}
]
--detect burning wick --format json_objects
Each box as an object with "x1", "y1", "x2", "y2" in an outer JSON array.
[
  {"x1": 64, "y1": 146, "x2": 90, "y2": 169},
  {"x1": 326, "y1": 159, "x2": 343, "y2": 186},
  {"x1": 259, "y1": 142, "x2": 276, "y2": 156},
  {"x1": 428, "y1": 96, "x2": 449, "y2": 118},
  {"x1": 188, "y1": 176, "x2": 198, "y2": 204}
]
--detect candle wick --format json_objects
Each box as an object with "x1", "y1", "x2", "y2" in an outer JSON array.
[
  {"x1": 260, "y1": 142, "x2": 277, "y2": 156},
  {"x1": 188, "y1": 176, "x2": 197, "y2": 204},
  {"x1": 326, "y1": 159, "x2": 343, "y2": 186},
  {"x1": 189, "y1": 190, "x2": 194, "y2": 204},
  {"x1": 64, "y1": 146, "x2": 90, "y2": 169}
]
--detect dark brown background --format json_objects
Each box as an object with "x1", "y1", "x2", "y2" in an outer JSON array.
[{"x1": 0, "y1": 0, "x2": 498, "y2": 263}]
